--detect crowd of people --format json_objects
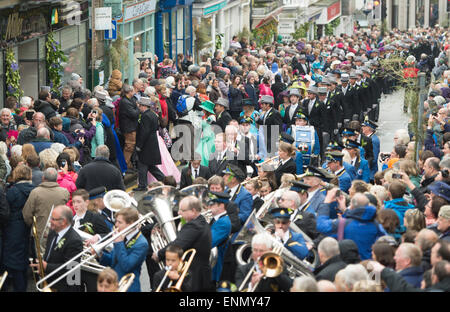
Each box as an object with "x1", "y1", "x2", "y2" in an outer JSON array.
[{"x1": 0, "y1": 24, "x2": 449, "y2": 293}]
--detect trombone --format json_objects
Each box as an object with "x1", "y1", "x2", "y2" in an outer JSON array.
[
  {"x1": 31, "y1": 216, "x2": 50, "y2": 291},
  {"x1": 35, "y1": 210, "x2": 154, "y2": 292},
  {"x1": 155, "y1": 248, "x2": 196, "y2": 292},
  {"x1": 238, "y1": 244, "x2": 284, "y2": 292}
]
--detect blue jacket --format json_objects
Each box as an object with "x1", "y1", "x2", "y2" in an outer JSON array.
[
  {"x1": 295, "y1": 151, "x2": 304, "y2": 174},
  {"x1": 323, "y1": 161, "x2": 357, "y2": 181},
  {"x1": 228, "y1": 185, "x2": 253, "y2": 225},
  {"x1": 399, "y1": 266, "x2": 424, "y2": 288},
  {"x1": 211, "y1": 214, "x2": 231, "y2": 281},
  {"x1": 335, "y1": 168, "x2": 352, "y2": 193},
  {"x1": 30, "y1": 139, "x2": 53, "y2": 154},
  {"x1": 284, "y1": 230, "x2": 309, "y2": 260},
  {"x1": 354, "y1": 157, "x2": 371, "y2": 183},
  {"x1": 384, "y1": 198, "x2": 415, "y2": 239},
  {"x1": 304, "y1": 189, "x2": 326, "y2": 215},
  {"x1": 316, "y1": 203, "x2": 387, "y2": 260},
  {"x1": 100, "y1": 232, "x2": 149, "y2": 292}
]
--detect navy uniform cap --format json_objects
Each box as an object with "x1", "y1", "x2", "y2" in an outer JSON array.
[
  {"x1": 428, "y1": 181, "x2": 450, "y2": 202},
  {"x1": 342, "y1": 128, "x2": 356, "y2": 137},
  {"x1": 290, "y1": 180, "x2": 311, "y2": 193},
  {"x1": 326, "y1": 141, "x2": 345, "y2": 151},
  {"x1": 326, "y1": 151, "x2": 344, "y2": 162},
  {"x1": 239, "y1": 116, "x2": 253, "y2": 124},
  {"x1": 294, "y1": 111, "x2": 308, "y2": 121},
  {"x1": 89, "y1": 186, "x2": 107, "y2": 199},
  {"x1": 344, "y1": 139, "x2": 361, "y2": 149},
  {"x1": 362, "y1": 119, "x2": 378, "y2": 129},
  {"x1": 280, "y1": 132, "x2": 295, "y2": 144},
  {"x1": 269, "y1": 207, "x2": 291, "y2": 219},
  {"x1": 207, "y1": 191, "x2": 231, "y2": 205},
  {"x1": 304, "y1": 166, "x2": 335, "y2": 182},
  {"x1": 222, "y1": 164, "x2": 246, "y2": 181}
]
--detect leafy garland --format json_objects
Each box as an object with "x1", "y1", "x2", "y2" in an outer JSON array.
[
  {"x1": 46, "y1": 32, "x2": 67, "y2": 95},
  {"x1": 252, "y1": 19, "x2": 278, "y2": 46},
  {"x1": 215, "y1": 33, "x2": 224, "y2": 51},
  {"x1": 292, "y1": 22, "x2": 310, "y2": 40},
  {"x1": 5, "y1": 47, "x2": 22, "y2": 100},
  {"x1": 109, "y1": 31, "x2": 129, "y2": 71},
  {"x1": 325, "y1": 17, "x2": 340, "y2": 36}
]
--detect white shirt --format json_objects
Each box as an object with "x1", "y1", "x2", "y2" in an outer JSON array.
[
  {"x1": 213, "y1": 211, "x2": 227, "y2": 222},
  {"x1": 276, "y1": 229, "x2": 290, "y2": 245},
  {"x1": 308, "y1": 99, "x2": 315, "y2": 114},
  {"x1": 351, "y1": 157, "x2": 357, "y2": 166},
  {"x1": 191, "y1": 166, "x2": 200, "y2": 178},
  {"x1": 289, "y1": 103, "x2": 298, "y2": 120},
  {"x1": 56, "y1": 226, "x2": 71, "y2": 244},
  {"x1": 73, "y1": 211, "x2": 87, "y2": 229},
  {"x1": 228, "y1": 184, "x2": 239, "y2": 199}
]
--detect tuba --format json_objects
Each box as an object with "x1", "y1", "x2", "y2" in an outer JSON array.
[
  {"x1": 118, "y1": 273, "x2": 135, "y2": 292},
  {"x1": 234, "y1": 187, "x2": 317, "y2": 280},
  {"x1": 103, "y1": 189, "x2": 137, "y2": 212}
]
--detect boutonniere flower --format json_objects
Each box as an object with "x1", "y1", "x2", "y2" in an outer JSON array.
[
  {"x1": 82, "y1": 223, "x2": 95, "y2": 235},
  {"x1": 56, "y1": 238, "x2": 66, "y2": 250},
  {"x1": 315, "y1": 102, "x2": 319, "y2": 108},
  {"x1": 126, "y1": 237, "x2": 138, "y2": 249}
]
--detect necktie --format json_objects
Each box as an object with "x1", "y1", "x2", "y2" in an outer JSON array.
[
  {"x1": 209, "y1": 218, "x2": 216, "y2": 226},
  {"x1": 194, "y1": 169, "x2": 198, "y2": 179},
  {"x1": 46, "y1": 234, "x2": 58, "y2": 261}
]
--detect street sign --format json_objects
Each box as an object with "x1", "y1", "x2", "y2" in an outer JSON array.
[
  {"x1": 95, "y1": 7, "x2": 112, "y2": 30},
  {"x1": 104, "y1": 20, "x2": 117, "y2": 40}
]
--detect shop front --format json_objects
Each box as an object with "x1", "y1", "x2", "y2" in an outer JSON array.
[
  {"x1": 0, "y1": 0, "x2": 89, "y2": 106},
  {"x1": 115, "y1": 0, "x2": 157, "y2": 83},
  {"x1": 156, "y1": 0, "x2": 194, "y2": 60},
  {"x1": 312, "y1": 0, "x2": 341, "y2": 38}
]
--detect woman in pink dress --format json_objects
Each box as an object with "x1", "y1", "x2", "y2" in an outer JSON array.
[{"x1": 145, "y1": 97, "x2": 181, "y2": 184}]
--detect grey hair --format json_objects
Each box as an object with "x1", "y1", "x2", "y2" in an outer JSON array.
[
  {"x1": 335, "y1": 264, "x2": 369, "y2": 291},
  {"x1": 37, "y1": 127, "x2": 50, "y2": 139},
  {"x1": 291, "y1": 276, "x2": 319, "y2": 292},
  {"x1": 0, "y1": 108, "x2": 11, "y2": 116},
  {"x1": 122, "y1": 84, "x2": 134, "y2": 94},
  {"x1": 394, "y1": 129, "x2": 410, "y2": 145},
  {"x1": 95, "y1": 145, "x2": 110, "y2": 159},
  {"x1": 318, "y1": 237, "x2": 340, "y2": 259},
  {"x1": 56, "y1": 205, "x2": 73, "y2": 225},
  {"x1": 225, "y1": 125, "x2": 238, "y2": 135},
  {"x1": 43, "y1": 167, "x2": 58, "y2": 182},
  {"x1": 251, "y1": 233, "x2": 273, "y2": 250},
  {"x1": 351, "y1": 193, "x2": 369, "y2": 209},
  {"x1": 283, "y1": 190, "x2": 301, "y2": 208},
  {"x1": 185, "y1": 86, "x2": 196, "y2": 94},
  {"x1": 440, "y1": 157, "x2": 450, "y2": 170}
]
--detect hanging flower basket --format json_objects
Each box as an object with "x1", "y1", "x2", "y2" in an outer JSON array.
[
  {"x1": 5, "y1": 47, "x2": 22, "y2": 100},
  {"x1": 46, "y1": 32, "x2": 67, "y2": 95}
]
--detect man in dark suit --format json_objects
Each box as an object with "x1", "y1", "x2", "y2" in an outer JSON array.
[
  {"x1": 235, "y1": 232, "x2": 292, "y2": 292},
  {"x1": 283, "y1": 88, "x2": 304, "y2": 127},
  {"x1": 213, "y1": 98, "x2": 232, "y2": 132},
  {"x1": 339, "y1": 73, "x2": 356, "y2": 124},
  {"x1": 33, "y1": 205, "x2": 83, "y2": 292},
  {"x1": 256, "y1": 95, "x2": 283, "y2": 156},
  {"x1": 302, "y1": 86, "x2": 325, "y2": 158},
  {"x1": 208, "y1": 133, "x2": 232, "y2": 176},
  {"x1": 133, "y1": 97, "x2": 165, "y2": 192},
  {"x1": 296, "y1": 55, "x2": 310, "y2": 76},
  {"x1": 180, "y1": 159, "x2": 212, "y2": 189},
  {"x1": 154, "y1": 196, "x2": 213, "y2": 291}
]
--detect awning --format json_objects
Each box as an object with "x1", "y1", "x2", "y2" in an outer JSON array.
[{"x1": 254, "y1": 6, "x2": 284, "y2": 29}]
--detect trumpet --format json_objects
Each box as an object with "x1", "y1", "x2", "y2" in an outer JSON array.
[
  {"x1": 238, "y1": 244, "x2": 284, "y2": 292},
  {"x1": 118, "y1": 273, "x2": 135, "y2": 292}
]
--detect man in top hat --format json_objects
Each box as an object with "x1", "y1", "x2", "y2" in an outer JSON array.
[
  {"x1": 269, "y1": 207, "x2": 309, "y2": 260},
  {"x1": 207, "y1": 191, "x2": 232, "y2": 282},
  {"x1": 339, "y1": 73, "x2": 356, "y2": 123},
  {"x1": 238, "y1": 116, "x2": 260, "y2": 176},
  {"x1": 344, "y1": 139, "x2": 370, "y2": 183},
  {"x1": 213, "y1": 97, "x2": 232, "y2": 132},
  {"x1": 222, "y1": 164, "x2": 253, "y2": 225},
  {"x1": 317, "y1": 86, "x2": 337, "y2": 143},
  {"x1": 133, "y1": 97, "x2": 165, "y2": 191},
  {"x1": 348, "y1": 71, "x2": 364, "y2": 120},
  {"x1": 327, "y1": 76, "x2": 345, "y2": 129},
  {"x1": 296, "y1": 54, "x2": 310, "y2": 76},
  {"x1": 326, "y1": 151, "x2": 352, "y2": 193},
  {"x1": 361, "y1": 118, "x2": 380, "y2": 180},
  {"x1": 300, "y1": 166, "x2": 335, "y2": 215},
  {"x1": 283, "y1": 88, "x2": 304, "y2": 126},
  {"x1": 256, "y1": 95, "x2": 283, "y2": 156}
]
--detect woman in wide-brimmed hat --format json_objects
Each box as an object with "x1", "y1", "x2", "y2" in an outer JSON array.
[{"x1": 195, "y1": 100, "x2": 216, "y2": 166}]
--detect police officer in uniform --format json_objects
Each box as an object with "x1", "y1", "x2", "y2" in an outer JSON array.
[{"x1": 325, "y1": 151, "x2": 352, "y2": 193}]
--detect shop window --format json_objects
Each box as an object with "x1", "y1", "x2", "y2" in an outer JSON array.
[
  {"x1": 134, "y1": 18, "x2": 144, "y2": 33},
  {"x1": 134, "y1": 33, "x2": 144, "y2": 53},
  {"x1": 19, "y1": 61, "x2": 39, "y2": 99},
  {"x1": 61, "y1": 26, "x2": 79, "y2": 51},
  {"x1": 124, "y1": 23, "x2": 131, "y2": 38},
  {"x1": 177, "y1": 8, "x2": 184, "y2": 55},
  {"x1": 171, "y1": 10, "x2": 177, "y2": 57},
  {"x1": 184, "y1": 8, "x2": 191, "y2": 56},
  {"x1": 18, "y1": 39, "x2": 38, "y2": 60},
  {"x1": 63, "y1": 45, "x2": 87, "y2": 85}
]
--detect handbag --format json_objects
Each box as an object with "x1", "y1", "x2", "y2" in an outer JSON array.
[{"x1": 159, "y1": 127, "x2": 172, "y2": 149}]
